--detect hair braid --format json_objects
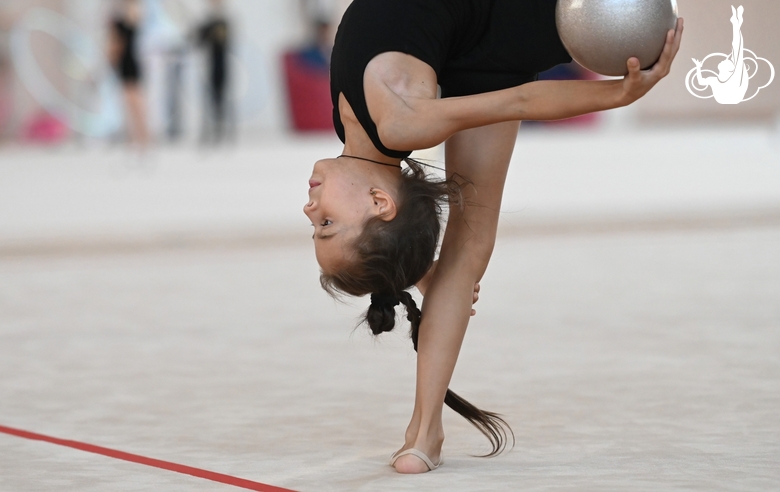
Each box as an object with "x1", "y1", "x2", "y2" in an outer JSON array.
[{"x1": 398, "y1": 291, "x2": 421, "y2": 352}]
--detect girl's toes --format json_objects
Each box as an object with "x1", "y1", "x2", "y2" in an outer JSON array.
[{"x1": 393, "y1": 454, "x2": 432, "y2": 474}]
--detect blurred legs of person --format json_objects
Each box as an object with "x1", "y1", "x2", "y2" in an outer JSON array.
[
  {"x1": 123, "y1": 82, "x2": 148, "y2": 149},
  {"x1": 166, "y1": 47, "x2": 186, "y2": 141},
  {"x1": 197, "y1": 1, "x2": 231, "y2": 145}
]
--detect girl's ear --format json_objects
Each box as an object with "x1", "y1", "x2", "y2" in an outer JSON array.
[{"x1": 369, "y1": 188, "x2": 397, "y2": 221}]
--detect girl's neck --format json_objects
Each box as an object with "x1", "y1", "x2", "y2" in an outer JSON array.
[{"x1": 341, "y1": 144, "x2": 402, "y2": 168}]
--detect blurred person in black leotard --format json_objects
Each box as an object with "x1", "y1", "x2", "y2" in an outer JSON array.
[
  {"x1": 197, "y1": 0, "x2": 232, "y2": 144},
  {"x1": 108, "y1": 0, "x2": 148, "y2": 149},
  {"x1": 302, "y1": 0, "x2": 684, "y2": 473}
]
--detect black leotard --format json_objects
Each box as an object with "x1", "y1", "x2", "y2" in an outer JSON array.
[
  {"x1": 330, "y1": 0, "x2": 571, "y2": 159},
  {"x1": 113, "y1": 19, "x2": 141, "y2": 84}
]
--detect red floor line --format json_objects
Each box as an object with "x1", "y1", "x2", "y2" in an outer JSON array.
[{"x1": 0, "y1": 425, "x2": 296, "y2": 492}]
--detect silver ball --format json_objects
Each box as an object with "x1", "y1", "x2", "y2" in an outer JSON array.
[{"x1": 556, "y1": 0, "x2": 678, "y2": 76}]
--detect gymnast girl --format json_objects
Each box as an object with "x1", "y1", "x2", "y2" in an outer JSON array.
[
  {"x1": 303, "y1": 0, "x2": 684, "y2": 474},
  {"x1": 108, "y1": 0, "x2": 148, "y2": 149}
]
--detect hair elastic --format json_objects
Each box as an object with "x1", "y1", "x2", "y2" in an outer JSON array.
[{"x1": 371, "y1": 292, "x2": 400, "y2": 309}]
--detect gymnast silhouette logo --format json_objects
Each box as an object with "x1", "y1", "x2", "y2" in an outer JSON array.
[{"x1": 685, "y1": 5, "x2": 774, "y2": 104}]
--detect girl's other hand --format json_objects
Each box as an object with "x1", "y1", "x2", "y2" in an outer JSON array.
[
  {"x1": 416, "y1": 260, "x2": 480, "y2": 316},
  {"x1": 471, "y1": 282, "x2": 480, "y2": 317}
]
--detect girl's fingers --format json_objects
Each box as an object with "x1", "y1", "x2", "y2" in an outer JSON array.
[
  {"x1": 658, "y1": 19, "x2": 683, "y2": 67},
  {"x1": 666, "y1": 19, "x2": 684, "y2": 67},
  {"x1": 627, "y1": 56, "x2": 641, "y2": 73},
  {"x1": 472, "y1": 282, "x2": 481, "y2": 313},
  {"x1": 650, "y1": 20, "x2": 683, "y2": 79},
  {"x1": 655, "y1": 30, "x2": 675, "y2": 71},
  {"x1": 626, "y1": 57, "x2": 642, "y2": 85},
  {"x1": 673, "y1": 19, "x2": 684, "y2": 55},
  {"x1": 670, "y1": 19, "x2": 684, "y2": 58}
]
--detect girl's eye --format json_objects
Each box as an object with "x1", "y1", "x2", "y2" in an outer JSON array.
[{"x1": 321, "y1": 220, "x2": 333, "y2": 227}]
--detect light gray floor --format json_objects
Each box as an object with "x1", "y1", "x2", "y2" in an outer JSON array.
[{"x1": 1, "y1": 226, "x2": 778, "y2": 491}]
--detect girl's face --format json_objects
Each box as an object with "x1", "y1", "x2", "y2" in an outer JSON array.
[{"x1": 303, "y1": 159, "x2": 379, "y2": 272}]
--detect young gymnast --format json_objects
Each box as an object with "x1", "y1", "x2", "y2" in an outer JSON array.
[
  {"x1": 108, "y1": 0, "x2": 148, "y2": 148},
  {"x1": 303, "y1": 0, "x2": 684, "y2": 474}
]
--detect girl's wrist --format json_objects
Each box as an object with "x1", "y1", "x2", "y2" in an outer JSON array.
[{"x1": 612, "y1": 80, "x2": 633, "y2": 109}]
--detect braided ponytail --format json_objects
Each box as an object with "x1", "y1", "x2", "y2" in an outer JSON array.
[
  {"x1": 365, "y1": 293, "x2": 400, "y2": 335},
  {"x1": 363, "y1": 291, "x2": 420, "y2": 337},
  {"x1": 398, "y1": 291, "x2": 422, "y2": 350}
]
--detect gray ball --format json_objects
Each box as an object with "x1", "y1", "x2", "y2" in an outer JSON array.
[{"x1": 556, "y1": 0, "x2": 678, "y2": 76}]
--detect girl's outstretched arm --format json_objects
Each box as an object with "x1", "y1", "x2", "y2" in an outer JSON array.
[{"x1": 379, "y1": 19, "x2": 684, "y2": 152}]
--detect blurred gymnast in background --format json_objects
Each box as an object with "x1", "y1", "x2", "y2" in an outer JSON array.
[
  {"x1": 108, "y1": 0, "x2": 148, "y2": 149},
  {"x1": 197, "y1": 0, "x2": 233, "y2": 144}
]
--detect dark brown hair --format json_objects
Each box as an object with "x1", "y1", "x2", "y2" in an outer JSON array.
[{"x1": 320, "y1": 158, "x2": 514, "y2": 457}]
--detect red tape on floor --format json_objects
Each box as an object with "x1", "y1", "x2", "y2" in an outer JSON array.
[{"x1": 0, "y1": 425, "x2": 295, "y2": 492}]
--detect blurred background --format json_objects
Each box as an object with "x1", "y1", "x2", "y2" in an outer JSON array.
[
  {"x1": 0, "y1": 0, "x2": 778, "y2": 254},
  {"x1": 0, "y1": 0, "x2": 352, "y2": 145}
]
